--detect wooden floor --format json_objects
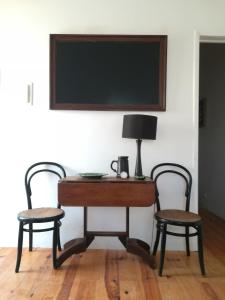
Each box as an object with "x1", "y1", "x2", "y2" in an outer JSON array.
[{"x1": 1, "y1": 210, "x2": 225, "y2": 300}]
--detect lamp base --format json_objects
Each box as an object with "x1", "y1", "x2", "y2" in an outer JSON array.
[{"x1": 135, "y1": 139, "x2": 143, "y2": 177}]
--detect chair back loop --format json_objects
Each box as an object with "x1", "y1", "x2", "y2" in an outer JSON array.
[
  {"x1": 150, "y1": 163, "x2": 192, "y2": 212},
  {"x1": 25, "y1": 162, "x2": 66, "y2": 209}
]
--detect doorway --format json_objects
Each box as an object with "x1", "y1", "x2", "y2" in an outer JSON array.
[{"x1": 199, "y1": 38, "x2": 225, "y2": 221}]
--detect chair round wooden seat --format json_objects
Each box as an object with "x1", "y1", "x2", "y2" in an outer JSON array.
[
  {"x1": 18, "y1": 207, "x2": 65, "y2": 223},
  {"x1": 155, "y1": 209, "x2": 201, "y2": 224}
]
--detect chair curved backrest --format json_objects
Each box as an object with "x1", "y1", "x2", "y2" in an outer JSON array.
[
  {"x1": 150, "y1": 163, "x2": 192, "y2": 212},
  {"x1": 25, "y1": 162, "x2": 66, "y2": 209}
]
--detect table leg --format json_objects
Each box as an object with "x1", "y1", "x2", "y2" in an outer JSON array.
[
  {"x1": 55, "y1": 207, "x2": 156, "y2": 269},
  {"x1": 55, "y1": 207, "x2": 95, "y2": 268},
  {"x1": 122, "y1": 207, "x2": 156, "y2": 269},
  {"x1": 126, "y1": 238, "x2": 156, "y2": 269}
]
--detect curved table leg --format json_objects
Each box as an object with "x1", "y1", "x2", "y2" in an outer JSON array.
[
  {"x1": 126, "y1": 238, "x2": 156, "y2": 269},
  {"x1": 55, "y1": 236, "x2": 156, "y2": 269},
  {"x1": 55, "y1": 236, "x2": 95, "y2": 268},
  {"x1": 55, "y1": 206, "x2": 156, "y2": 269}
]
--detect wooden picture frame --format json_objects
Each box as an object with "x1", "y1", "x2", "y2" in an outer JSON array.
[{"x1": 50, "y1": 34, "x2": 167, "y2": 111}]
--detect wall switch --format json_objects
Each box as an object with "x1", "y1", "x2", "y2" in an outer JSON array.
[{"x1": 27, "y1": 82, "x2": 33, "y2": 105}]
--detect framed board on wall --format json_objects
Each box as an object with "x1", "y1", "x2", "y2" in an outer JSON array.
[{"x1": 50, "y1": 34, "x2": 167, "y2": 111}]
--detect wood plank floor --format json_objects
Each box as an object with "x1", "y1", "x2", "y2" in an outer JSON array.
[{"x1": 0, "y1": 209, "x2": 225, "y2": 300}]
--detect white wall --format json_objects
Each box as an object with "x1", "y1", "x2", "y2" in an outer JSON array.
[{"x1": 1, "y1": 0, "x2": 225, "y2": 250}]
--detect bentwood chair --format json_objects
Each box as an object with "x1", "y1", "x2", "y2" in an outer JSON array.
[
  {"x1": 150, "y1": 163, "x2": 206, "y2": 276},
  {"x1": 15, "y1": 162, "x2": 66, "y2": 272}
]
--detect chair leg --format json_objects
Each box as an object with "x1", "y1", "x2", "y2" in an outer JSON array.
[
  {"x1": 185, "y1": 226, "x2": 190, "y2": 256},
  {"x1": 15, "y1": 221, "x2": 24, "y2": 273},
  {"x1": 153, "y1": 224, "x2": 160, "y2": 255},
  {"x1": 29, "y1": 223, "x2": 33, "y2": 251},
  {"x1": 52, "y1": 220, "x2": 58, "y2": 269},
  {"x1": 57, "y1": 221, "x2": 62, "y2": 251},
  {"x1": 159, "y1": 223, "x2": 167, "y2": 276},
  {"x1": 197, "y1": 224, "x2": 206, "y2": 275}
]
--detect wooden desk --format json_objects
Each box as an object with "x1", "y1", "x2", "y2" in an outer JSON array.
[{"x1": 56, "y1": 176, "x2": 156, "y2": 269}]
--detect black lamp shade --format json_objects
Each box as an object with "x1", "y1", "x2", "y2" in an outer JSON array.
[{"x1": 122, "y1": 114, "x2": 157, "y2": 140}]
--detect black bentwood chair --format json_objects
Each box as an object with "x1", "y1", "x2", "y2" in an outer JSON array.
[
  {"x1": 15, "y1": 162, "x2": 66, "y2": 272},
  {"x1": 150, "y1": 163, "x2": 206, "y2": 276}
]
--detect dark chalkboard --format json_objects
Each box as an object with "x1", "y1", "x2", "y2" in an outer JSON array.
[{"x1": 50, "y1": 35, "x2": 167, "y2": 111}]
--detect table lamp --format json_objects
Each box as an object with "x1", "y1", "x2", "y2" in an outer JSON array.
[{"x1": 122, "y1": 114, "x2": 157, "y2": 177}]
